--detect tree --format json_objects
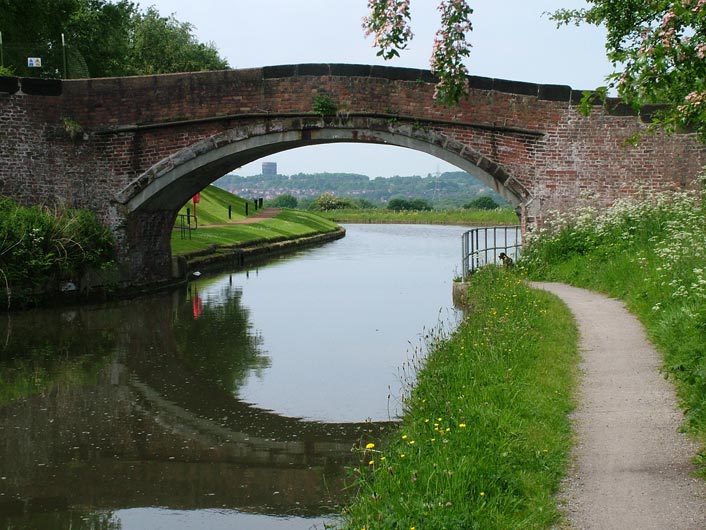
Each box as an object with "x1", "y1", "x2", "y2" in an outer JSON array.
[
  {"x1": 63, "y1": 0, "x2": 137, "y2": 77},
  {"x1": 267, "y1": 194, "x2": 298, "y2": 208},
  {"x1": 356, "y1": 198, "x2": 378, "y2": 209},
  {"x1": 363, "y1": 0, "x2": 472, "y2": 106},
  {"x1": 464, "y1": 196, "x2": 499, "y2": 210},
  {"x1": 309, "y1": 193, "x2": 358, "y2": 211},
  {"x1": 0, "y1": 1, "x2": 228, "y2": 78},
  {"x1": 551, "y1": 2, "x2": 706, "y2": 140},
  {"x1": 387, "y1": 197, "x2": 432, "y2": 211},
  {"x1": 125, "y1": 7, "x2": 228, "y2": 75}
]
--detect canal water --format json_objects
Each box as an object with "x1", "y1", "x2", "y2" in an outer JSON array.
[{"x1": 0, "y1": 223, "x2": 467, "y2": 530}]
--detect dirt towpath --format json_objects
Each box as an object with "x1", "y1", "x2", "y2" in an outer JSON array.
[{"x1": 532, "y1": 282, "x2": 706, "y2": 530}]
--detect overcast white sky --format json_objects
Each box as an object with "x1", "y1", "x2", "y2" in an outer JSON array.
[{"x1": 143, "y1": 0, "x2": 612, "y2": 178}]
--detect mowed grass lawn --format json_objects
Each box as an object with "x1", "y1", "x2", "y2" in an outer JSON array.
[{"x1": 171, "y1": 186, "x2": 340, "y2": 255}]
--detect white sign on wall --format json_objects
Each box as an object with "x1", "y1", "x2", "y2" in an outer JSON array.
[{"x1": 27, "y1": 57, "x2": 42, "y2": 68}]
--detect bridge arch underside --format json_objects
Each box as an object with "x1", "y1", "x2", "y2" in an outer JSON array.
[{"x1": 117, "y1": 117, "x2": 530, "y2": 284}]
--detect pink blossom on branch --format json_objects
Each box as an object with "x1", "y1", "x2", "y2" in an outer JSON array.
[
  {"x1": 363, "y1": 0, "x2": 473, "y2": 106},
  {"x1": 362, "y1": 0, "x2": 414, "y2": 60},
  {"x1": 430, "y1": 0, "x2": 473, "y2": 105}
]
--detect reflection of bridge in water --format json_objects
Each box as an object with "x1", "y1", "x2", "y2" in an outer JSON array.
[
  {"x1": 0, "y1": 288, "x2": 394, "y2": 522},
  {"x1": 131, "y1": 367, "x2": 390, "y2": 464},
  {"x1": 0, "y1": 360, "x2": 392, "y2": 519}
]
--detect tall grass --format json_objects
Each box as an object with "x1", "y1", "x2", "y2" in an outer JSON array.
[
  {"x1": 520, "y1": 182, "x2": 706, "y2": 456},
  {"x1": 340, "y1": 268, "x2": 578, "y2": 529}
]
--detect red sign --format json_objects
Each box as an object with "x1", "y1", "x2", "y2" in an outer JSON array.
[{"x1": 192, "y1": 192, "x2": 201, "y2": 204}]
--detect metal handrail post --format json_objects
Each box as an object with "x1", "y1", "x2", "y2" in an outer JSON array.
[
  {"x1": 461, "y1": 231, "x2": 464, "y2": 280},
  {"x1": 460, "y1": 225, "x2": 522, "y2": 277}
]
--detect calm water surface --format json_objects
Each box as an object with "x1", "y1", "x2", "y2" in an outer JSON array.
[{"x1": 0, "y1": 224, "x2": 466, "y2": 530}]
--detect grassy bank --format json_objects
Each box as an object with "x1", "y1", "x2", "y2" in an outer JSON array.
[
  {"x1": 519, "y1": 185, "x2": 706, "y2": 464},
  {"x1": 176, "y1": 184, "x2": 254, "y2": 225},
  {"x1": 341, "y1": 268, "x2": 578, "y2": 529},
  {"x1": 318, "y1": 208, "x2": 519, "y2": 226},
  {"x1": 171, "y1": 186, "x2": 340, "y2": 255},
  {"x1": 172, "y1": 209, "x2": 339, "y2": 255}
]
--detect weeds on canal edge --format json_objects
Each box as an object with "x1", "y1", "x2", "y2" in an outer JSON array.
[{"x1": 339, "y1": 267, "x2": 578, "y2": 529}]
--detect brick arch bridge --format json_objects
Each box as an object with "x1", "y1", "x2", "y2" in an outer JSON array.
[{"x1": 1, "y1": 64, "x2": 705, "y2": 288}]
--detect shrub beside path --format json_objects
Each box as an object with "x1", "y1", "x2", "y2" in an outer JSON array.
[{"x1": 532, "y1": 282, "x2": 706, "y2": 530}]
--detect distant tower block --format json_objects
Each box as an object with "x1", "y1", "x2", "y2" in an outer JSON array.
[{"x1": 262, "y1": 162, "x2": 277, "y2": 175}]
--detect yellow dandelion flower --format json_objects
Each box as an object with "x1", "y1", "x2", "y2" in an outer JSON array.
[
  {"x1": 409, "y1": 440, "x2": 415, "y2": 445},
  {"x1": 368, "y1": 460, "x2": 375, "y2": 465},
  {"x1": 402, "y1": 434, "x2": 408, "y2": 440},
  {"x1": 400, "y1": 453, "x2": 406, "y2": 458},
  {"x1": 480, "y1": 491, "x2": 485, "y2": 497},
  {"x1": 365, "y1": 442, "x2": 375, "y2": 449},
  {"x1": 459, "y1": 423, "x2": 467, "y2": 428}
]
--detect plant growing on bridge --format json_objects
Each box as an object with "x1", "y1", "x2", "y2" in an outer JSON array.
[
  {"x1": 62, "y1": 117, "x2": 84, "y2": 140},
  {"x1": 313, "y1": 94, "x2": 338, "y2": 117}
]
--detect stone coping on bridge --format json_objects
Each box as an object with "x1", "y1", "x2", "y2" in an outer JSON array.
[{"x1": 0, "y1": 64, "x2": 659, "y2": 119}]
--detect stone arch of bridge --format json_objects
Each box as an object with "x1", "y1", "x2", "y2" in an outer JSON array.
[{"x1": 117, "y1": 117, "x2": 531, "y2": 217}]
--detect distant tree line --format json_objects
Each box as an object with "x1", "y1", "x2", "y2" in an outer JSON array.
[
  {"x1": 271, "y1": 192, "x2": 499, "y2": 212},
  {"x1": 0, "y1": 0, "x2": 228, "y2": 78},
  {"x1": 216, "y1": 171, "x2": 505, "y2": 210}
]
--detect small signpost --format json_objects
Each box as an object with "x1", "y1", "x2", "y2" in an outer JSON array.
[
  {"x1": 192, "y1": 192, "x2": 200, "y2": 219},
  {"x1": 27, "y1": 57, "x2": 42, "y2": 68}
]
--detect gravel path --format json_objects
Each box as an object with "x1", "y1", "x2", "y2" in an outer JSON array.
[{"x1": 532, "y1": 282, "x2": 706, "y2": 530}]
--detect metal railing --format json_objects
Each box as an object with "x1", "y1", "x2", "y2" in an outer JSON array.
[
  {"x1": 461, "y1": 225, "x2": 522, "y2": 279},
  {"x1": 177, "y1": 213, "x2": 197, "y2": 239}
]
